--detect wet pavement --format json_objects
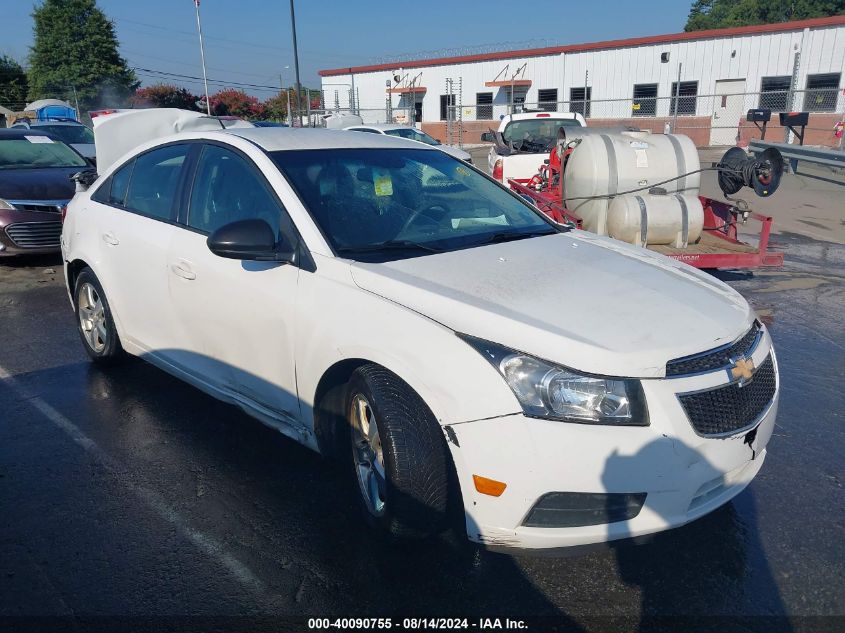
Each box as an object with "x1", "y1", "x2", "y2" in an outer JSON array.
[{"x1": 0, "y1": 234, "x2": 843, "y2": 631}]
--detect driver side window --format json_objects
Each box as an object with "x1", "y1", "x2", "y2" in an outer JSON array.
[{"x1": 187, "y1": 145, "x2": 283, "y2": 236}]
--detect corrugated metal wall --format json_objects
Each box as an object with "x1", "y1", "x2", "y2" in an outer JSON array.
[{"x1": 322, "y1": 24, "x2": 845, "y2": 124}]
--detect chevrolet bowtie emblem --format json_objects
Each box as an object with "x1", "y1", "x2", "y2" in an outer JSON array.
[{"x1": 730, "y1": 357, "x2": 756, "y2": 386}]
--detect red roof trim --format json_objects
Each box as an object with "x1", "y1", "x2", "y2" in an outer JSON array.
[{"x1": 319, "y1": 16, "x2": 845, "y2": 77}]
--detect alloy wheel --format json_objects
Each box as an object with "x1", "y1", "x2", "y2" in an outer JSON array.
[
  {"x1": 78, "y1": 282, "x2": 108, "y2": 353},
  {"x1": 350, "y1": 393, "x2": 386, "y2": 517}
]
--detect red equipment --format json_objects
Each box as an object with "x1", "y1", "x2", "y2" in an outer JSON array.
[{"x1": 510, "y1": 143, "x2": 784, "y2": 269}]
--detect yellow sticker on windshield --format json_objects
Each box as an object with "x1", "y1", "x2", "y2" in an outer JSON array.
[
  {"x1": 373, "y1": 168, "x2": 393, "y2": 197},
  {"x1": 455, "y1": 166, "x2": 469, "y2": 177}
]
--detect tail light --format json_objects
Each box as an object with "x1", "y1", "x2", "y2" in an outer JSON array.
[
  {"x1": 60, "y1": 204, "x2": 68, "y2": 223},
  {"x1": 492, "y1": 159, "x2": 503, "y2": 182},
  {"x1": 89, "y1": 109, "x2": 118, "y2": 119}
]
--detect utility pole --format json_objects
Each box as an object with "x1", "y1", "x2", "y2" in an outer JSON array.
[
  {"x1": 289, "y1": 0, "x2": 302, "y2": 127},
  {"x1": 280, "y1": 65, "x2": 291, "y2": 125},
  {"x1": 672, "y1": 63, "x2": 682, "y2": 133},
  {"x1": 194, "y1": 0, "x2": 211, "y2": 115}
]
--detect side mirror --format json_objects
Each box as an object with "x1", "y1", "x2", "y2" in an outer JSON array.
[
  {"x1": 207, "y1": 218, "x2": 294, "y2": 262},
  {"x1": 434, "y1": 139, "x2": 442, "y2": 145},
  {"x1": 480, "y1": 132, "x2": 494, "y2": 143}
]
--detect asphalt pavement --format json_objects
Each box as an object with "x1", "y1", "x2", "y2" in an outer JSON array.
[{"x1": 1, "y1": 228, "x2": 843, "y2": 631}]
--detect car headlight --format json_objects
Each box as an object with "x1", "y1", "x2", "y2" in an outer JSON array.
[
  {"x1": 0, "y1": 199, "x2": 17, "y2": 210},
  {"x1": 460, "y1": 335, "x2": 648, "y2": 426}
]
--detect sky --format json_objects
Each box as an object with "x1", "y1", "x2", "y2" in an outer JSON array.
[{"x1": 1, "y1": 0, "x2": 693, "y2": 99}]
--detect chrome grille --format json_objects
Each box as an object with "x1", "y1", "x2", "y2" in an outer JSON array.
[
  {"x1": 678, "y1": 355, "x2": 776, "y2": 436},
  {"x1": 5, "y1": 222, "x2": 62, "y2": 249},
  {"x1": 666, "y1": 321, "x2": 762, "y2": 377},
  {"x1": 8, "y1": 200, "x2": 67, "y2": 214}
]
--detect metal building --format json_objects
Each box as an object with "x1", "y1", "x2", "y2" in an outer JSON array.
[{"x1": 319, "y1": 16, "x2": 845, "y2": 147}]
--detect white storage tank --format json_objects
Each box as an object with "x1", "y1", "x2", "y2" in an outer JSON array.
[{"x1": 563, "y1": 130, "x2": 703, "y2": 246}]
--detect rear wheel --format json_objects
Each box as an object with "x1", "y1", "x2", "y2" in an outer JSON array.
[
  {"x1": 347, "y1": 365, "x2": 452, "y2": 539},
  {"x1": 74, "y1": 269, "x2": 123, "y2": 363}
]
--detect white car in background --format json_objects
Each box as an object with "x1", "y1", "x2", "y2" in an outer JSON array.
[
  {"x1": 483, "y1": 111, "x2": 585, "y2": 182},
  {"x1": 62, "y1": 109, "x2": 778, "y2": 552},
  {"x1": 344, "y1": 123, "x2": 473, "y2": 163}
]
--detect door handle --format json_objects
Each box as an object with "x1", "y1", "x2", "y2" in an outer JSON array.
[
  {"x1": 170, "y1": 263, "x2": 196, "y2": 280},
  {"x1": 102, "y1": 232, "x2": 119, "y2": 246}
]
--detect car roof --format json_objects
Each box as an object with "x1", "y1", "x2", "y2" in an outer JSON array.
[
  {"x1": 13, "y1": 119, "x2": 85, "y2": 127},
  {"x1": 0, "y1": 128, "x2": 56, "y2": 139},
  {"x1": 505, "y1": 112, "x2": 580, "y2": 122},
  {"x1": 347, "y1": 123, "x2": 419, "y2": 132},
  {"x1": 224, "y1": 127, "x2": 435, "y2": 152}
]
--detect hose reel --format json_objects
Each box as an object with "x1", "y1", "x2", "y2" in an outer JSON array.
[{"x1": 717, "y1": 147, "x2": 784, "y2": 198}]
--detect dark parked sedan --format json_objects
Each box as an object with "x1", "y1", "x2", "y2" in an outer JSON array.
[{"x1": 0, "y1": 129, "x2": 89, "y2": 257}]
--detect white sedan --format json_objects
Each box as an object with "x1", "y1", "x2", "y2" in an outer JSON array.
[
  {"x1": 344, "y1": 123, "x2": 473, "y2": 163},
  {"x1": 62, "y1": 112, "x2": 778, "y2": 551}
]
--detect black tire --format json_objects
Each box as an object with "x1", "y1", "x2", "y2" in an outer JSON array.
[
  {"x1": 346, "y1": 365, "x2": 452, "y2": 539},
  {"x1": 73, "y1": 268, "x2": 124, "y2": 363}
]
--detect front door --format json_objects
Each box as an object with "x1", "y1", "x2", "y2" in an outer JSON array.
[
  {"x1": 167, "y1": 143, "x2": 301, "y2": 424},
  {"x1": 710, "y1": 79, "x2": 746, "y2": 146}
]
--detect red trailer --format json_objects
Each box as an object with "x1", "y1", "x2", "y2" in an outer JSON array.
[{"x1": 508, "y1": 143, "x2": 784, "y2": 270}]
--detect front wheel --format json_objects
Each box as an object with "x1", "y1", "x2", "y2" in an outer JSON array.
[
  {"x1": 347, "y1": 365, "x2": 452, "y2": 539},
  {"x1": 74, "y1": 269, "x2": 123, "y2": 363}
]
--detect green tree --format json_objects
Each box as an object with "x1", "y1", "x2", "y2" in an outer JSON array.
[
  {"x1": 0, "y1": 55, "x2": 29, "y2": 111},
  {"x1": 130, "y1": 84, "x2": 200, "y2": 110},
  {"x1": 262, "y1": 90, "x2": 290, "y2": 121},
  {"x1": 28, "y1": 0, "x2": 138, "y2": 110},
  {"x1": 685, "y1": 0, "x2": 845, "y2": 31}
]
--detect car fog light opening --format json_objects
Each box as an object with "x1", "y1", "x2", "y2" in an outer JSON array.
[{"x1": 523, "y1": 492, "x2": 647, "y2": 528}]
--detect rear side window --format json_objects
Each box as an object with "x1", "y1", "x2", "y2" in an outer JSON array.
[
  {"x1": 124, "y1": 144, "x2": 189, "y2": 220},
  {"x1": 91, "y1": 159, "x2": 135, "y2": 206},
  {"x1": 187, "y1": 144, "x2": 284, "y2": 235}
]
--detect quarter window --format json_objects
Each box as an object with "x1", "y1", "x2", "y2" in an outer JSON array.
[
  {"x1": 187, "y1": 144, "x2": 284, "y2": 235},
  {"x1": 123, "y1": 144, "x2": 189, "y2": 220}
]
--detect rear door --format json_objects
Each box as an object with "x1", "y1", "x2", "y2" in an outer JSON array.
[
  {"x1": 166, "y1": 142, "x2": 302, "y2": 423},
  {"x1": 87, "y1": 143, "x2": 190, "y2": 355}
]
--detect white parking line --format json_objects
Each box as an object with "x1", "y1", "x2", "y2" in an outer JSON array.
[{"x1": 0, "y1": 363, "x2": 267, "y2": 595}]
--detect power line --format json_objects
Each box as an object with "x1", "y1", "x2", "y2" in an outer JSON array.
[
  {"x1": 112, "y1": 16, "x2": 359, "y2": 63},
  {"x1": 133, "y1": 67, "x2": 282, "y2": 91}
]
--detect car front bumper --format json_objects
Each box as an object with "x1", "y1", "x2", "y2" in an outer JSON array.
[{"x1": 448, "y1": 344, "x2": 778, "y2": 551}]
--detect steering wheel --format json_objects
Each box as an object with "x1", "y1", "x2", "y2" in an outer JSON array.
[{"x1": 396, "y1": 204, "x2": 447, "y2": 237}]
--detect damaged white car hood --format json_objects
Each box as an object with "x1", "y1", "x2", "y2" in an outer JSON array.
[{"x1": 350, "y1": 232, "x2": 753, "y2": 378}]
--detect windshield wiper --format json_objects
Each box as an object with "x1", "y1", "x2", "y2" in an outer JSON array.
[
  {"x1": 336, "y1": 239, "x2": 443, "y2": 255},
  {"x1": 476, "y1": 229, "x2": 559, "y2": 246}
]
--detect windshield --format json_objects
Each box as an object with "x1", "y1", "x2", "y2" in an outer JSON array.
[
  {"x1": 501, "y1": 118, "x2": 582, "y2": 152},
  {"x1": 271, "y1": 148, "x2": 557, "y2": 260},
  {"x1": 36, "y1": 124, "x2": 95, "y2": 145},
  {"x1": 383, "y1": 128, "x2": 439, "y2": 146},
  {"x1": 0, "y1": 137, "x2": 87, "y2": 169}
]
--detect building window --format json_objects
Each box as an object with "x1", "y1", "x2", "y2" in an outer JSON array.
[
  {"x1": 440, "y1": 94, "x2": 455, "y2": 121},
  {"x1": 670, "y1": 81, "x2": 698, "y2": 116},
  {"x1": 569, "y1": 87, "x2": 591, "y2": 118},
  {"x1": 510, "y1": 87, "x2": 528, "y2": 113},
  {"x1": 476, "y1": 92, "x2": 493, "y2": 119},
  {"x1": 538, "y1": 89, "x2": 558, "y2": 112},
  {"x1": 632, "y1": 83, "x2": 658, "y2": 117},
  {"x1": 803, "y1": 73, "x2": 840, "y2": 112},
  {"x1": 759, "y1": 76, "x2": 791, "y2": 111}
]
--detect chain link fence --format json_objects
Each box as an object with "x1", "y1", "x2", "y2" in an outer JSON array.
[{"x1": 311, "y1": 87, "x2": 844, "y2": 150}]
